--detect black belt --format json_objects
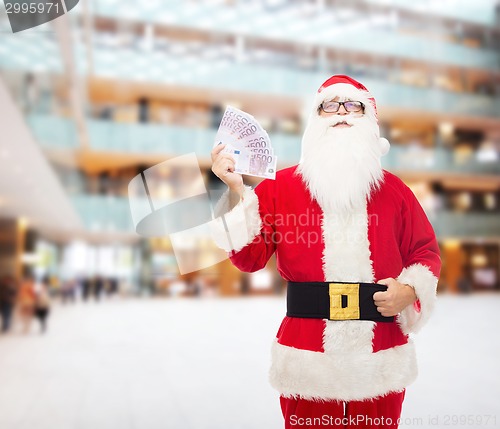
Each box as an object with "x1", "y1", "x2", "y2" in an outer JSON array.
[{"x1": 287, "y1": 282, "x2": 394, "y2": 322}]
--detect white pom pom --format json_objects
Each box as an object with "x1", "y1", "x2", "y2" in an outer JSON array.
[{"x1": 379, "y1": 137, "x2": 390, "y2": 156}]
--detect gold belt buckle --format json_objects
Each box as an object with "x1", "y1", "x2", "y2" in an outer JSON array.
[{"x1": 329, "y1": 283, "x2": 360, "y2": 320}]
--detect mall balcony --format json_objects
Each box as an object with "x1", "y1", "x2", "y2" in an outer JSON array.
[{"x1": 1, "y1": 1, "x2": 499, "y2": 296}]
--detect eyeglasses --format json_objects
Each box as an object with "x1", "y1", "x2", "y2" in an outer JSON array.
[{"x1": 319, "y1": 100, "x2": 364, "y2": 114}]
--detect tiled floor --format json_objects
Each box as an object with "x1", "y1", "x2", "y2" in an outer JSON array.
[{"x1": 0, "y1": 294, "x2": 499, "y2": 429}]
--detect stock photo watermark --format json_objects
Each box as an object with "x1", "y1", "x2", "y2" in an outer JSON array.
[
  {"x1": 288, "y1": 413, "x2": 498, "y2": 427},
  {"x1": 3, "y1": 0, "x2": 79, "y2": 32}
]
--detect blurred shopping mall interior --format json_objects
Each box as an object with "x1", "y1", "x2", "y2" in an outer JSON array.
[{"x1": 0, "y1": 0, "x2": 499, "y2": 298}]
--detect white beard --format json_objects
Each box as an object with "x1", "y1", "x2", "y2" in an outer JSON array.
[{"x1": 297, "y1": 113, "x2": 384, "y2": 214}]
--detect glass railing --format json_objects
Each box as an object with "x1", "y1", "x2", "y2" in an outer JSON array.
[
  {"x1": 383, "y1": 145, "x2": 500, "y2": 175},
  {"x1": 1, "y1": 9, "x2": 499, "y2": 77},
  {"x1": 363, "y1": 0, "x2": 498, "y2": 27},
  {"x1": 91, "y1": 58, "x2": 500, "y2": 118},
  {"x1": 432, "y1": 211, "x2": 500, "y2": 237},
  {"x1": 71, "y1": 194, "x2": 135, "y2": 233},
  {"x1": 29, "y1": 114, "x2": 500, "y2": 175},
  {"x1": 87, "y1": 118, "x2": 303, "y2": 159},
  {"x1": 0, "y1": 30, "x2": 62, "y2": 73},
  {"x1": 2, "y1": 39, "x2": 499, "y2": 118},
  {"x1": 26, "y1": 115, "x2": 79, "y2": 148},
  {"x1": 23, "y1": 51, "x2": 500, "y2": 120},
  {"x1": 89, "y1": 40, "x2": 499, "y2": 81},
  {"x1": 83, "y1": 0, "x2": 500, "y2": 28},
  {"x1": 86, "y1": 120, "x2": 214, "y2": 154},
  {"x1": 370, "y1": 79, "x2": 500, "y2": 118},
  {"x1": 87, "y1": 2, "x2": 499, "y2": 70},
  {"x1": 71, "y1": 192, "x2": 500, "y2": 238}
]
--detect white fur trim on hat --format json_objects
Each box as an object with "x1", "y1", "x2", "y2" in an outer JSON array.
[
  {"x1": 210, "y1": 186, "x2": 262, "y2": 252},
  {"x1": 379, "y1": 137, "x2": 390, "y2": 156},
  {"x1": 397, "y1": 263, "x2": 438, "y2": 334}
]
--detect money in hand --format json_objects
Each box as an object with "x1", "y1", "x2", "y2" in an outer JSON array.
[{"x1": 213, "y1": 106, "x2": 277, "y2": 180}]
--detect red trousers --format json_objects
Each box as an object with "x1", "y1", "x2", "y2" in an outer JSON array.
[{"x1": 280, "y1": 391, "x2": 405, "y2": 429}]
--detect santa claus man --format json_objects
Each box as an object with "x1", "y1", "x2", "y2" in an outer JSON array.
[{"x1": 210, "y1": 75, "x2": 440, "y2": 428}]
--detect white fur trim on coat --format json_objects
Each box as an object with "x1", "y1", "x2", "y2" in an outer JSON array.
[
  {"x1": 269, "y1": 339, "x2": 417, "y2": 402},
  {"x1": 210, "y1": 186, "x2": 262, "y2": 252},
  {"x1": 322, "y1": 206, "x2": 375, "y2": 284},
  {"x1": 397, "y1": 263, "x2": 438, "y2": 334},
  {"x1": 322, "y1": 320, "x2": 375, "y2": 354}
]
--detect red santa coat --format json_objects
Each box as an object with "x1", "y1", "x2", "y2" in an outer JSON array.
[{"x1": 211, "y1": 165, "x2": 440, "y2": 402}]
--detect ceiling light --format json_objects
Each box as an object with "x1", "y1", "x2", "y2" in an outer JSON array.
[
  {"x1": 18, "y1": 217, "x2": 29, "y2": 229},
  {"x1": 438, "y1": 122, "x2": 454, "y2": 137},
  {"x1": 22, "y1": 252, "x2": 40, "y2": 264},
  {"x1": 476, "y1": 142, "x2": 499, "y2": 163}
]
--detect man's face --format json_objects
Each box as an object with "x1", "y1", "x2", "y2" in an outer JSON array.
[
  {"x1": 301, "y1": 95, "x2": 375, "y2": 154},
  {"x1": 318, "y1": 97, "x2": 365, "y2": 128},
  {"x1": 298, "y1": 94, "x2": 383, "y2": 213}
]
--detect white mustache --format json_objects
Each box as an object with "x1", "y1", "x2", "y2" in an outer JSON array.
[
  {"x1": 310, "y1": 116, "x2": 366, "y2": 139},
  {"x1": 316, "y1": 114, "x2": 365, "y2": 129}
]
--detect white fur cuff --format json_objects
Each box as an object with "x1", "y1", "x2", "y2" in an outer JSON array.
[
  {"x1": 397, "y1": 263, "x2": 438, "y2": 334},
  {"x1": 269, "y1": 340, "x2": 417, "y2": 402},
  {"x1": 210, "y1": 186, "x2": 262, "y2": 252}
]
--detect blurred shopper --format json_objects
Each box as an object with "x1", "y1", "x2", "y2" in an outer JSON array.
[
  {"x1": 17, "y1": 276, "x2": 37, "y2": 334},
  {"x1": 61, "y1": 279, "x2": 77, "y2": 304},
  {"x1": 138, "y1": 97, "x2": 150, "y2": 123},
  {"x1": 34, "y1": 280, "x2": 51, "y2": 334},
  {"x1": 108, "y1": 277, "x2": 119, "y2": 296},
  {"x1": 0, "y1": 274, "x2": 18, "y2": 333},
  {"x1": 457, "y1": 273, "x2": 473, "y2": 294},
  {"x1": 82, "y1": 277, "x2": 91, "y2": 301},
  {"x1": 23, "y1": 72, "x2": 39, "y2": 113},
  {"x1": 94, "y1": 275, "x2": 104, "y2": 301},
  {"x1": 211, "y1": 75, "x2": 441, "y2": 428}
]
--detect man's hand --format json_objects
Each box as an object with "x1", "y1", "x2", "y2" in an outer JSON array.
[
  {"x1": 211, "y1": 143, "x2": 244, "y2": 198},
  {"x1": 373, "y1": 278, "x2": 417, "y2": 317}
]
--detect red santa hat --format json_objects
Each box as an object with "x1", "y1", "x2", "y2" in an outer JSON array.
[{"x1": 314, "y1": 75, "x2": 390, "y2": 155}]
